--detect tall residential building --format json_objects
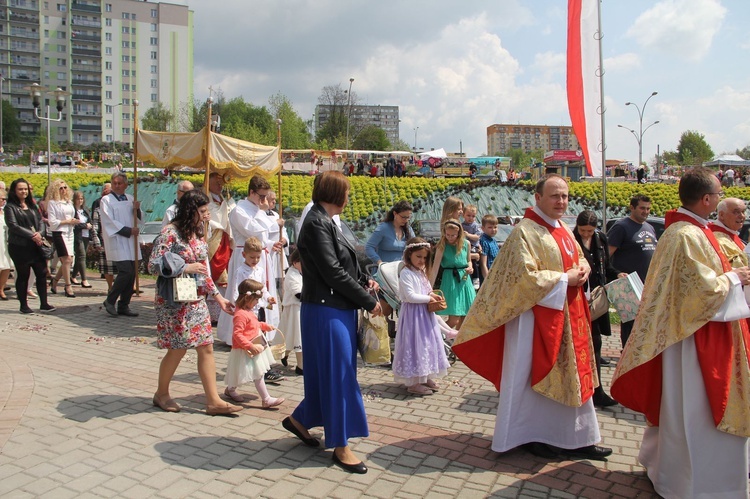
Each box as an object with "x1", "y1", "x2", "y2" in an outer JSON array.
[
  {"x1": 315, "y1": 104, "x2": 400, "y2": 147},
  {"x1": 0, "y1": 0, "x2": 192, "y2": 146},
  {"x1": 487, "y1": 123, "x2": 580, "y2": 156}
]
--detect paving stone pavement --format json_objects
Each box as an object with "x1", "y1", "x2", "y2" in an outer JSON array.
[{"x1": 0, "y1": 277, "x2": 659, "y2": 498}]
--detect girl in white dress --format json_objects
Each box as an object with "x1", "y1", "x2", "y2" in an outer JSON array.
[{"x1": 279, "y1": 249, "x2": 303, "y2": 374}]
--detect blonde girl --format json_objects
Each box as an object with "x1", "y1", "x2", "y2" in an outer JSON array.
[
  {"x1": 428, "y1": 219, "x2": 476, "y2": 328},
  {"x1": 393, "y1": 238, "x2": 456, "y2": 396},
  {"x1": 224, "y1": 278, "x2": 285, "y2": 409},
  {"x1": 440, "y1": 196, "x2": 464, "y2": 224},
  {"x1": 46, "y1": 178, "x2": 79, "y2": 297}
]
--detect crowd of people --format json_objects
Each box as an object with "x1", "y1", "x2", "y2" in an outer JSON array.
[{"x1": 3, "y1": 168, "x2": 750, "y2": 494}]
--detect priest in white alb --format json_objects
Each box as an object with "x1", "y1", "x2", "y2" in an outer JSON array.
[
  {"x1": 611, "y1": 168, "x2": 750, "y2": 498},
  {"x1": 453, "y1": 174, "x2": 612, "y2": 461}
]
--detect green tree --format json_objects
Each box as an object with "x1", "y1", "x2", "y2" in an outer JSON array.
[
  {"x1": 391, "y1": 138, "x2": 413, "y2": 152},
  {"x1": 352, "y1": 125, "x2": 389, "y2": 151},
  {"x1": 315, "y1": 84, "x2": 358, "y2": 146},
  {"x1": 736, "y1": 145, "x2": 750, "y2": 160},
  {"x1": 141, "y1": 102, "x2": 175, "y2": 131},
  {"x1": 219, "y1": 97, "x2": 275, "y2": 145},
  {"x1": 1, "y1": 100, "x2": 21, "y2": 146},
  {"x1": 677, "y1": 130, "x2": 714, "y2": 166},
  {"x1": 268, "y1": 92, "x2": 311, "y2": 149}
]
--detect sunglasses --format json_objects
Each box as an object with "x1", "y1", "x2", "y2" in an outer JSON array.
[{"x1": 60, "y1": 186, "x2": 68, "y2": 190}]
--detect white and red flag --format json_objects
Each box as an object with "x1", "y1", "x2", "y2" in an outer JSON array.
[{"x1": 567, "y1": 0, "x2": 603, "y2": 177}]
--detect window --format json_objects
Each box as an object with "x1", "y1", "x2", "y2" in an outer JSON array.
[
  {"x1": 151, "y1": 8, "x2": 157, "y2": 18},
  {"x1": 122, "y1": 69, "x2": 129, "y2": 77},
  {"x1": 122, "y1": 98, "x2": 130, "y2": 105},
  {"x1": 106, "y1": 119, "x2": 112, "y2": 129},
  {"x1": 105, "y1": 47, "x2": 112, "y2": 55},
  {"x1": 105, "y1": 76, "x2": 112, "y2": 84},
  {"x1": 44, "y1": 71, "x2": 50, "y2": 78},
  {"x1": 131, "y1": 56, "x2": 136, "y2": 63},
  {"x1": 150, "y1": 37, "x2": 157, "y2": 45},
  {"x1": 58, "y1": 127, "x2": 66, "y2": 136},
  {"x1": 105, "y1": 18, "x2": 111, "y2": 27},
  {"x1": 131, "y1": 41, "x2": 136, "y2": 49},
  {"x1": 57, "y1": 58, "x2": 65, "y2": 66},
  {"x1": 150, "y1": 93, "x2": 157, "y2": 102},
  {"x1": 57, "y1": 4, "x2": 66, "y2": 11},
  {"x1": 122, "y1": 55, "x2": 129, "y2": 62},
  {"x1": 105, "y1": 61, "x2": 111, "y2": 69},
  {"x1": 44, "y1": 16, "x2": 49, "y2": 24},
  {"x1": 150, "y1": 51, "x2": 157, "y2": 60},
  {"x1": 105, "y1": 3, "x2": 111, "y2": 12},
  {"x1": 122, "y1": 41, "x2": 129, "y2": 48},
  {"x1": 132, "y1": 85, "x2": 136, "y2": 92},
  {"x1": 122, "y1": 84, "x2": 129, "y2": 91},
  {"x1": 105, "y1": 32, "x2": 111, "y2": 41},
  {"x1": 57, "y1": 71, "x2": 65, "y2": 80},
  {"x1": 150, "y1": 23, "x2": 157, "y2": 32},
  {"x1": 122, "y1": 12, "x2": 130, "y2": 19},
  {"x1": 132, "y1": 14, "x2": 136, "y2": 20},
  {"x1": 122, "y1": 113, "x2": 130, "y2": 120},
  {"x1": 122, "y1": 26, "x2": 129, "y2": 34},
  {"x1": 44, "y1": 2, "x2": 49, "y2": 8},
  {"x1": 57, "y1": 44, "x2": 65, "y2": 52},
  {"x1": 131, "y1": 27, "x2": 136, "y2": 35},
  {"x1": 123, "y1": 128, "x2": 130, "y2": 135},
  {"x1": 44, "y1": 56, "x2": 49, "y2": 64},
  {"x1": 150, "y1": 65, "x2": 157, "y2": 74},
  {"x1": 105, "y1": 91, "x2": 112, "y2": 99},
  {"x1": 150, "y1": 79, "x2": 157, "y2": 88},
  {"x1": 56, "y1": 31, "x2": 65, "y2": 39}
]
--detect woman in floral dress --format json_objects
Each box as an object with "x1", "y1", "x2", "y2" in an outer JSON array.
[{"x1": 148, "y1": 189, "x2": 241, "y2": 416}]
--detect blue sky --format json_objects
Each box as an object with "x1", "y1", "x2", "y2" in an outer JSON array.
[{"x1": 178, "y1": 0, "x2": 749, "y2": 163}]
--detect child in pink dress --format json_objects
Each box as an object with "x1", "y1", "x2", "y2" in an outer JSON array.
[{"x1": 224, "y1": 278, "x2": 284, "y2": 409}]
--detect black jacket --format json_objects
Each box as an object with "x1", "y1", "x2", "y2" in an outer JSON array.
[
  {"x1": 574, "y1": 228, "x2": 621, "y2": 336},
  {"x1": 73, "y1": 207, "x2": 92, "y2": 241},
  {"x1": 4, "y1": 202, "x2": 43, "y2": 249},
  {"x1": 299, "y1": 203, "x2": 377, "y2": 311}
]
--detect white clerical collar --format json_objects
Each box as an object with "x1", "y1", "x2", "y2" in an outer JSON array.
[
  {"x1": 677, "y1": 207, "x2": 709, "y2": 228},
  {"x1": 713, "y1": 219, "x2": 739, "y2": 235},
  {"x1": 532, "y1": 205, "x2": 561, "y2": 228}
]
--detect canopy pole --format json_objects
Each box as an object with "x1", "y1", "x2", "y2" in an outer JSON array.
[
  {"x1": 132, "y1": 100, "x2": 140, "y2": 294},
  {"x1": 276, "y1": 119, "x2": 284, "y2": 299},
  {"x1": 204, "y1": 97, "x2": 213, "y2": 196}
]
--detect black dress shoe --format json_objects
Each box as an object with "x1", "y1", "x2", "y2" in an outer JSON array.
[
  {"x1": 282, "y1": 417, "x2": 320, "y2": 447},
  {"x1": 562, "y1": 445, "x2": 613, "y2": 461},
  {"x1": 295, "y1": 366, "x2": 304, "y2": 376},
  {"x1": 593, "y1": 393, "x2": 619, "y2": 408},
  {"x1": 20, "y1": 306, "x2": 33, "y2": 314},
  {"x1": 280, "y1": 355, "x2": 288, "y2": 367},
  {"x1": 103, "y1": 300, "x2": 118, "y2": 317},
  {"x1": 117, "y1": 308, "x2": 139, "y2": 317},
  {"x1": 521, "y1": 442, "x2": 559, "y2": 459},
  {"x1": 332, "y1": 451, "x2": 368, "y2": 474}
]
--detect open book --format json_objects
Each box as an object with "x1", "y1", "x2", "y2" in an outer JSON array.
[{"x1": 604, "y1": 272, "x2": 644, "y2": 323}]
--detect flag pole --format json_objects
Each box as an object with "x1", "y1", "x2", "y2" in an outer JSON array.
[
  {"x1": 597, "y1": 0, "x2": 608, "y2": 231},
  {"x1": 204, "y1": 97, "x2": 213, "y2": 196},
  {"x1": 132, "y1": 99, "x2": 140, "y2": 294}
]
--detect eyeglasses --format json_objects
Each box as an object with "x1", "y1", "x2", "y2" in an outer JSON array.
[
  {"x1": 707, "y1": 191, "x2": 725, "y2": 198},
  {"x1": 252, "y1": 192, "x2": 268, "y2": 201},
  {"x1": 397, "y1": 213, "x2": 412, "y2": 221}
]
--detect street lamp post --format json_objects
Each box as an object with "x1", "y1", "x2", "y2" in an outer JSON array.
[
  {"x1": 110, "y1": 102, "x2": 123, "y2": 159},
  {"x1": 0, "y1": 74, "x2": 5, "y2": 154},
  {"x1": 27, "y1": 83, "x2": 69, "y2": 185},
  {"x1": 345, "y1": 77, "x2": 354, "y2": 150},
  {"x1": 618, "y1": 91, "x2": 659, "y2": 172},
  {"x1": 413, "y1": 126, "x2": 419, "y2": 152}
]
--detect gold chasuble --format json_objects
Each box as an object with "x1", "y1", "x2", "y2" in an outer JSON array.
[
  {"x1": 709, "y1": 223, "x2": 748, "y2": 268},
  {"x1": 611, "y1": 210, "x2": 750, "y2": 437},
  {"x1": 453, "y1": 208, "x2": 597, "y2": 407}
]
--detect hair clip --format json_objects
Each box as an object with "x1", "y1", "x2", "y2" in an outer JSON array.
[{"x1": 405, "y1": 242, "x2": 431, "y2": 250}]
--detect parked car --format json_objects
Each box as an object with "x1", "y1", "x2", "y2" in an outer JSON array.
[
  {"x1": 494, "y1": 224, "x2": 515, "y2": 248},
  {"x1": 605, "y1": 217, "x2": 666, "y2": 239},
  {"x1": 412, "y1": 219, "x2": 441, "y2": 245},
  {"x1": 284, "y1": 215, "x2": 371, "y2": 272},
  {"x1": 138, "y1": 221, "x2": 164, "y2": 246}
]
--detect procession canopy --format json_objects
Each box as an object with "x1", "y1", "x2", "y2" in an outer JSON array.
[{"x1": 136, "y1": 127, "x2": 281, "y2": 178}]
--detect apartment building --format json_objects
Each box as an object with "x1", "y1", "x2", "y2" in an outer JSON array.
[
  {"x1": 0, "y1": 0, "x2": 192, "y2": 146},
  {"x1": 315, "y1": 103, "x2": 400, "y2": 147},
  {"x1": 487, "y1": 123, "x2": 580, "y2": 156}
]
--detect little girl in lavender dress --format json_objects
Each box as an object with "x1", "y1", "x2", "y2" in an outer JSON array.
[{"x1": 392, "y1": 237, "x2": 458, "y2": 396}]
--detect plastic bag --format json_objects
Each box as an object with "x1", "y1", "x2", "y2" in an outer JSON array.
[{"x1": 357, "y1": 310, "x2": 391, "y2": 365}]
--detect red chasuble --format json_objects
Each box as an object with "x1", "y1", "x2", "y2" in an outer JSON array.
[
  {"x1": 611, "y1": 210, "x2": 750, "y2": 427},
  {"x1": 210, "y1": 231, "x2": 232, "y2": 282},
  {"x1": 709, "y1": 222, "x2": 747, "y2": 250},
  {"x1": 453, "y1": 208, "x2": 594, "y2": 403}
]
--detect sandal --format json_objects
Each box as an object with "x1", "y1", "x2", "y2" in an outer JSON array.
[
  {"x1": 261, "y1": 397, "x2": 285, "y2": 409},
  {"x1": 423, "y1": 379, "x2": 440, "y2": 391},
  {"x1": 152, "y1": 394, "x2": 181, "y2": 413},
  {"x1": 407, "y1": 384, "x2": 434, "y2": 396},
  {"x1": 223, "y1": 387, "x2": 244, "y2": 403},
  {"x1": 206, "y1": 402, "x2": 242, "y2": 416}
]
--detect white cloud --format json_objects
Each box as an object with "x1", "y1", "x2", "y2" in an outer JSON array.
[
  {"x1": 530, "y1": 51, "x2": 566, "y2": 82},
  {"x1": 625, "y1": 0, "x2": 726, "y2": 61},
  {"x1": 604, "y1": 53, "x2": 641, "y2": 73}
]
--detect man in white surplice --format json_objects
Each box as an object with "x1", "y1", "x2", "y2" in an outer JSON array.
[
  {"x1": 452, "y1": 175, "x2": 612, "y2": 461},
  {"x1": 612, "y1": 167, "x2": 750, "y2": 499},
  {"x1": 100, "y1": 172, "x2": 141, "y2": 317},
  {"x1": 217, "y1": 175, "x2": 284, "y2": 346}
]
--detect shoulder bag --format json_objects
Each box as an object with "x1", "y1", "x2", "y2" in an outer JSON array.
[{"x1": 589, "y1": 285, "x2": 609, "y2": 321}]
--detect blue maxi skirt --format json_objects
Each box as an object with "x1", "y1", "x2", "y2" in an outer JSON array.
[{"x1": 292, "y1": 303, "x2": 368, "y2": 448}]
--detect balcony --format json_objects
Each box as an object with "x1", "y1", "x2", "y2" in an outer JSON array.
[
  {"x1": 71, "y1": 3, "x2": 100, "y2": 13},
  {"x1": 71, "y1": 77, "x2": 101, "y2": 86},
  {"x1": 70, "y1": 19, "x2": 101, "y2": 28},
  {"x1": 72, "y1": 47, "x2": 100, "y2": 57},
  {"x1": 72, "y1": 110, "x2": 101, "y2": 118},
  {"x1": 71, "y1": 93, "x2": 101, "y2": 102},
  {"x1": 72, "y1": 63, "x2": 101, "y2": 72},
  {"x1": 72, "y1": 33, "x2": 100, "y2": 43},
  {"x1": 8, "y1": 58, "x2": 40, "y2": 67},
  {"x1": 10, "y1": 43, "x2": 39, "y2": 53},
  {"x1": 8, "y1": 2, "x2": 38, "y2": 12},
  {"x1": 9, "y1": 30, "x2": 39, "y2": 40},
  {"x1": 8, "y1": 13, "x2": 39, "y2": 24},
  {"x1": 72, "y1": 123, "x2": 101, "y2": 131}
]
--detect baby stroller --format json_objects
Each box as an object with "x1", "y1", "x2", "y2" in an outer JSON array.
[{"x1": 368, "y1": 261, "x2": 457, "y2": 365}]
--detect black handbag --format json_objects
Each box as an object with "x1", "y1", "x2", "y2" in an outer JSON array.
[{"x1": 39, "y1": 239, "x2": 55, "y2": 260}]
